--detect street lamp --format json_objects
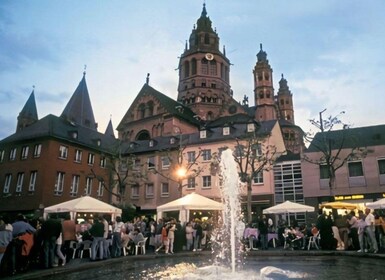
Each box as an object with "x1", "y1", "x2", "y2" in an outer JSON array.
[{"x1": 173, "y1": 125, "x2": 185, "y2": 196}]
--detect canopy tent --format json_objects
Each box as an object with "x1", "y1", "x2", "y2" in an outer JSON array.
[
  {"x1": 43, "y1": 196, "x2": 122, "y2": 220},
  {"x1": 157, "y1": 192, "x2": 223, "y2": 224},
  {"x1": 366, "y1": 198, "x2": 385, "y2": 209},
  {"x1": 263, "y1": 201, "x2": 314, "y2": 226},
  {"x1": 320, "y1": 201, "x2": 357, "y2": 210},
  {"x1": 263, "y1": 200, "x2": 314, "y2": 214}
]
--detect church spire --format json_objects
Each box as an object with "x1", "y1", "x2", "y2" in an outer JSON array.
[
  {"x1": 201, "y1": 2, "x2": 207, "y2": 17},
  {"x1": 61, "y1": 71, "x2": 97, "y2": 130},
  {"x1": 104, "y1": 116, "x2": 115, "y2": 138},
  {"x1": 16, "y1": 87, "x2": 38, "y2": 132}
]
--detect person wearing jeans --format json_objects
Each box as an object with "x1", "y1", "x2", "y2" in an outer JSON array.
[{"x1": 89, "y1": 217, "x2": 105, "y2": 260}]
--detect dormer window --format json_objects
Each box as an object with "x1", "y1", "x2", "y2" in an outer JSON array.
[
  {"x1": 223, "y1": 126, "x2": 230, "y2": 135},
  {"x1": 149, "y1": 140, "x2": 154, "y2": 147},
  {"x1": 247, "y1": 123, "x2": 255, "y2": 132},
  {"x1": 170, "y1": 137, "x2": 176, "y2": 144},
  {"x1": 97, "y1": 139, "x2": 101, "y2": 146},
  {"x1": 200, "y1": 130, "x2": 207, "y2": 139},
  {"x1": 69, "y1": 131, "x2": 78, "y2": 139}
]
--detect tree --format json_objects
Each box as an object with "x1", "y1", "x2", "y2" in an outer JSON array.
[
  {"x1": 148, "y1": 139, "x2": 204, "y2": 196},
  {"x1": 92, "y1": 141, "x2": 147, "y2": 207},
  {"x1": 303, "y1": 109, "x2": 368, "y2": 198},
  {"x1": 232, "y1": 132, "x2": 279, "y2": 223}
]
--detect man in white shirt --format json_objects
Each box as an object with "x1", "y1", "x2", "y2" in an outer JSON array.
[{"x1": 365, "y1": 208, "x2": 378, "y2": 253}]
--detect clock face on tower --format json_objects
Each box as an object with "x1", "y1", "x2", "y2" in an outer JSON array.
[{"x1": 205, "y1": 53, "x2": 214, "y2": 61}]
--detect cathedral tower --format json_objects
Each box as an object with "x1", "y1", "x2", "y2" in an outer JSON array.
[
  {"x1": 177, "y1": 4, "x2": 241, "y2": 121},
  {"x1": 277, "y1": 74, "x2": 294, "y2": 124},
  {"x1": 253, "y1": 44, "x2": 277, "y2": 122}
]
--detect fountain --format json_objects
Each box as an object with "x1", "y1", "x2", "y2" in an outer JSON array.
[
  {"x1": 35, "y1": 149, "x2": 385, "y2": 280},
  {"x1": 212, "y1": 148, "x2": 244, "y2": 272}
]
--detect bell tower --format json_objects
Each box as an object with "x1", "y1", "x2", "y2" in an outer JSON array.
[
  {"x1": 253, "y1": 44, "x2": 277, "y2": 122},
  {"x1": 277, "y1": 74, "x2": 295, "y2": 124},
  {"x1": 177, "y1": 4, "x2": 237, "y2": 121}
]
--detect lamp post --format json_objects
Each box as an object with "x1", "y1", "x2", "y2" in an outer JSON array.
[{"x1": 173, "y1": 125, "x2": 185, "y2": 196}]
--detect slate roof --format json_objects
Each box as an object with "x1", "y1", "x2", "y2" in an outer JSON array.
[
  {"x1": 117, "y1": 83, "x2": 200, "y2": 130},
  {"x1": 0, "y1": 114, "x2": 118, "y2": 154},
  {"x1": 307, "y1": 124, "x2": 385, "y2": 152},
  {"x1": 105, "y1": 119, "x2": 116, "y2": 138},
  {"x1": 206, "y1": 113, "x2": 256, "y2": 128},
  {"x1": 120, "y1": 121, "x2": 278, "y2": 156},
  {"x1": 60, "y1": 73, "x2": 97, "y2": 130},
  {"x1": 18, "y1": 90, "x2": 38, "y2": 121}
]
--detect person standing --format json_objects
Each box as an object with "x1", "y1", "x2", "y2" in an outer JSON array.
[
  {"x1": 54, "y1": 232, "x2": 66, "y2": 266},
  {"x1": 89, "y1": 216, "x2": 104, "y2": 261},
  {"x1": 101, "y1": 216, "x2": 110, "y2": 259},
  {"x1": 185, "y1": 222, "x2": 194, "y2": 251},
  {"x1": 258, "y1": 215, "x2": 269, "y2": 250},
  {"x1": 154, "y1": 219, "x2": 163, "y2": 251},
  {"x1": 61, "y1": 214, "x2": 76, "y2": 263},
  {"x1": 357, "y1": 211, "x2": 367, "y2": 252},
  {"x1": 111, "y1": 216, "x2": 125, "y2": 258},
  {"x1": 0, "y1": 219, "x2": 12, "y2": 266},
  {"x1": 40, "y1": 215, "x2": 62, "y2": 269},
  {"x1": 193, "y1": 219, "x2": 203, "y2": 252},
  {"x1": 167, "y1": 220, "x2": 176, "y2": 254},
  {"x1": 365, "y1": 208, "x2": 378, "y2": 253},
  {"x1": 347, "y1": 210, "x2": 360, "y2": 250}
]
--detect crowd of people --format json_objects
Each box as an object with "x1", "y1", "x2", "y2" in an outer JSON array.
[
  {"x1": 242, "y1": 208, "x2": 385, "y2": 253},
  {"x1": 316, "y1": 208, "x2": 385, "y2": 253},
  {"x1": 1, "y1": 208, "x2": 384, "y2": 277},
  {"x1": 0, "y1": 213, "x2": 213, "y2": 277}
]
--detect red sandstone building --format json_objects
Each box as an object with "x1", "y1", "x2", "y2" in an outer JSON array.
[
  {"x1": 0, "y1": 74, "x2": 117, "y2": 217},
  {"x1": 1, "y1": 4, "x2": 337, "y2": 221}
]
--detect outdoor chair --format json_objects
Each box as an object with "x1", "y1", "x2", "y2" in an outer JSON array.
[
  {"x1": 69, "y1": 240, "x2": 80, "y2": 259},
  {"x1": 79, "y1": 240, "x2": 92, "y2": 258},
  {"x1": 135, "y1": 237, "x2": 148, "y2": 255},
  {"x1": 308, "y1": 232, "x2": 320, "y2": 250}
]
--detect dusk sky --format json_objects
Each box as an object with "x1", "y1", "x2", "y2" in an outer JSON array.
[{"x1": 1, "y1": 0, "x2": 385, "y2": 140}]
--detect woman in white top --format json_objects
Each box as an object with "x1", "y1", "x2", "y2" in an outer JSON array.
[
  {"x1": 111, "y1": 216, "x2": 125, "y2": 258},
  {"x1": 185, "y1": 222, "x2": 194, "y2": 251},
  {"x1": 167, "y1": 220, "x2": 176, "y2": 254}
]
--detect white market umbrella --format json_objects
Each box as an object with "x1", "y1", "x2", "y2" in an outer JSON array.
[
  {"x1": 263, "y1": 201, "x2": 314, "y2": 226},
  {"x1": 366, "y1": 198, "x2": 385, "y2": 209}
]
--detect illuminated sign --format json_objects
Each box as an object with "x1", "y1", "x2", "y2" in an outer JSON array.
[{"x1": 334, "y1": 194, "x2": 364, "y2": 201}]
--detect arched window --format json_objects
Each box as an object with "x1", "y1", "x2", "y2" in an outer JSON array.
[
  {"x1": 259, "y1": 92, "x2": 264, "y2": 99},
  {"x1": 201, "y1": 59, "x2": 208, "y2": 75},
  {"x1": 221, "y1": 63, "x2": 225, "y2": 79},
  {"x1": 209, "y1": 60, "x2": 217, "y2": 76},
  {"x1": 191, "y1": 58, "x2": 197, "y2": 75},
  {"x1": 136, "y1": 130, "x2": 151, "y2": 140},
  {"x1": 137, "y1": 103, "x2": 145, "y2": 119},
  {"x1": 147, "y1": 101, "x2": 154, "y2": 117},
  {"x1": 184, "y1": 61, "x2": 190, "y2": 78}
]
